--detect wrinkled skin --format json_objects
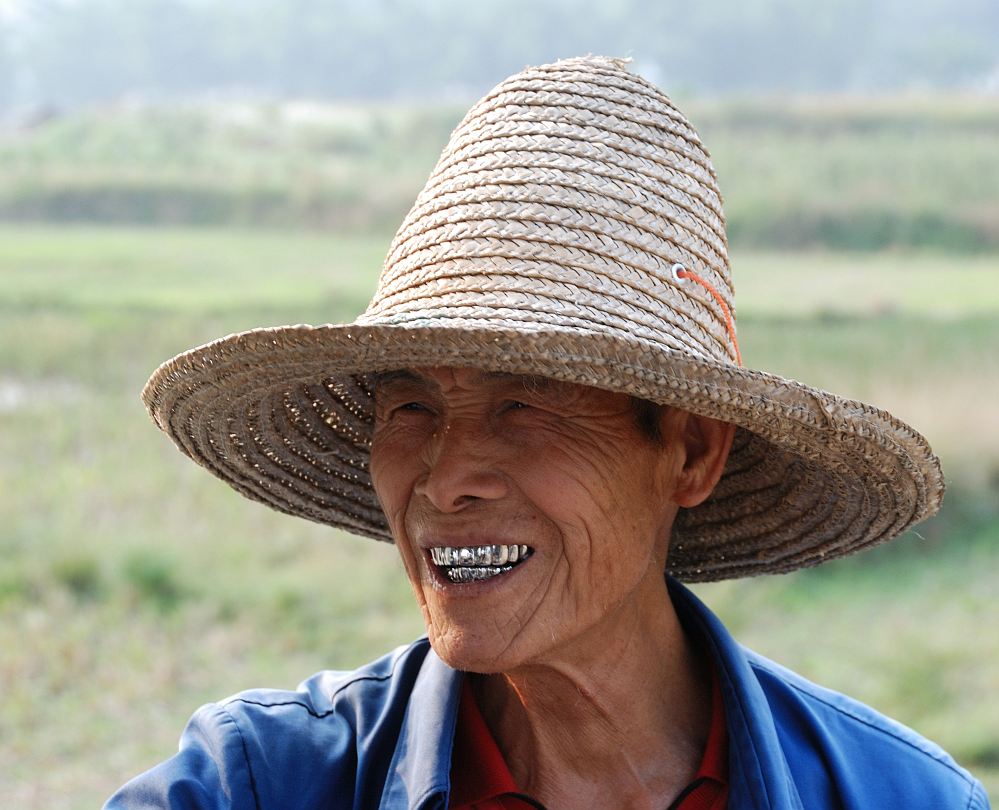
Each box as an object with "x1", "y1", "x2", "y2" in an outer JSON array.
[{"x1": 370, "y1": 367, "x2": 728, "y2": 674}]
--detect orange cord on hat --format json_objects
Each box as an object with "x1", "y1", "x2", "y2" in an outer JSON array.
[{"x1": 671, "y1": 264, "x2": 742, "y2": 367}]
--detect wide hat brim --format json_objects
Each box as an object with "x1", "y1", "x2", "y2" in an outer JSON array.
[{"x1": 142, "y1": 319, "x2": 944, "y2": 582}]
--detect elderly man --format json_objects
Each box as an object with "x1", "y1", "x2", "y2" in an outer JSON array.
[{"x1": 107, "y1": 58, "x2": 988, "y2": 809}]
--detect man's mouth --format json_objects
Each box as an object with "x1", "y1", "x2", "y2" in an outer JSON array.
[{"x1": 429, "y1": 544, "x2": 533, "y2": 583}]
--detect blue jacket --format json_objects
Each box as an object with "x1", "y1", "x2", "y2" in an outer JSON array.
[{"x1": 106, "y1": 581, "x2": 989, "y2": 809}]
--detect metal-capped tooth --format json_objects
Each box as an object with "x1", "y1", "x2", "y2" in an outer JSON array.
[
  {"x1": 447, "y1": 565, "x2": 514, "y2": 583},
  {"x1": 430, "y1": 544, "x2": 533, "y2": 568}
]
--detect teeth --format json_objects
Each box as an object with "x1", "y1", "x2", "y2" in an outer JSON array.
[
  {"x1": 447, "y1": 565, "x2": 515, "y2": 583},
  {"x1": 429, "y1": 544, "x2": 532, "y2": 569}
]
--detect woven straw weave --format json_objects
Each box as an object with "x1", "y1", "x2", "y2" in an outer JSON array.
[{"x1": 142, "y1": 56, "x2": 944, "y2": 581}]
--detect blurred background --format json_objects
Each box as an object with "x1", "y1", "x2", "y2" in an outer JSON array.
[{"x1": 1, "y1": 0, "x2": 997, "y2": 805}]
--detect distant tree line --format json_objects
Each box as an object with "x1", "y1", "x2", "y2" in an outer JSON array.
[{"x1": 1, "y1": 0, "x2": 998, "y2": 112}]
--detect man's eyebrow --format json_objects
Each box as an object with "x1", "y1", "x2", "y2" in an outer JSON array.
[{"x1": 367, "y1": 369, "x2": 425, "y2": 389}]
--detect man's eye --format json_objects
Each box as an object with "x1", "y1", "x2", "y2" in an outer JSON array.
[
  {"x1": 504, "y1": 400, "x2": 529, "y2": 411},
  {"x1": 375, "y1": 400, "x2": 432, "y2": 423}
]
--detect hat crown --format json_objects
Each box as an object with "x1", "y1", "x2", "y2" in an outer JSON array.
[{"x1": 360, "y1": 56, "x2": 739, "y2": 366}]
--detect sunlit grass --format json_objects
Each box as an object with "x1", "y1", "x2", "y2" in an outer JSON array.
[
  {"x1": 0, "y1": 225, "x2": 380, "y2": 315},
  {"x1": 733, "y1": 250, "x2": 999, "y2": 317}
]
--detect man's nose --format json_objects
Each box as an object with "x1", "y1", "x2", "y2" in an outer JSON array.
[{"x1": 414, "y1": 419, "x2": 508, "y2": 512}]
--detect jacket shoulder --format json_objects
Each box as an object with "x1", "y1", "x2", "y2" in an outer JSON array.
[
  {"x1": 222, "y1": 636, "x2": 431, "y2": 721},
  {"x1": 105, "y1": 638, "x2": 434, "y2": 810},
  {"x1": 746, "y1": 649, "x2": 990, "y2": 809},
  {"x1": 221, "y1": 638, "x2": 433, "y2": 804}
]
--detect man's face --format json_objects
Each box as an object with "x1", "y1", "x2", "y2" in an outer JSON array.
[{"x1": 369, "y1": 367, "x2": 685, "y2": 673}]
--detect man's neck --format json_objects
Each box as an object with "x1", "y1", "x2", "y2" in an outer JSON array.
[{"x1": 471, "y1": 579, "x2": 711, "y2": 810}]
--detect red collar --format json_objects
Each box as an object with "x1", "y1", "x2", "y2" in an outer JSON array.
[
  {"x1": 669, "y1": 666, "x2": 728, "y2": 809},
  {"x1": 448, "y1": 678, "x2": 533, "y2": 808},
  {"x1": 449, "y1": 671, "x2": 728, "y2": 809}
]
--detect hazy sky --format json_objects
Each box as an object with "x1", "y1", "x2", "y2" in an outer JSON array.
[{"x1": 1, "y1": 0, "x2": 998, "y2": 112}]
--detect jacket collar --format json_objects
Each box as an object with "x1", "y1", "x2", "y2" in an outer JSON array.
[
  {"x1": 668, "y1": 578, "x2": 804, "y2": 810},
  {"x1": 378, "y1": 644, "x2": 461, "y2": 810},
  {"x1": 379, "y1": 580, "x2": 804, "y2": 810}
]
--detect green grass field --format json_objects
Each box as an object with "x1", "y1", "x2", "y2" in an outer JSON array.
[
  {"x1": 4, "y1": 97, "x2": 998, "y2": 250},
  {"x1": 1, "y1": 225, "x2": 996, "y2": 806}
]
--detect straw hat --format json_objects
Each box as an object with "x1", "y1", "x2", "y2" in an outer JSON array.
[{"x1": 142, "y1": 56, "x2": 944, "y2": 581}]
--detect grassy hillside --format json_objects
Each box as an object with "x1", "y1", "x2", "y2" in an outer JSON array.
[
  {"x1": 1, "y1": 226, "x2": 996, "y2": 806},
  {"x1": 2, "y1": 96, "x2": 998, "y2": 250}
]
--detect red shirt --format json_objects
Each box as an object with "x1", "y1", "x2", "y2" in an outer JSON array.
[{"x1": 448, "y1": 673, "x2": 728, "y2": 810}]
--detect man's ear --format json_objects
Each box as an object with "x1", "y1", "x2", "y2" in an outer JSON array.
[{"x1": 665, "y1": 410, "x2": 736, "y2": 508}]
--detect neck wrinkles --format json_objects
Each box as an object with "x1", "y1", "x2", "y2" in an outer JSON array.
[{"x1": 470, "y1": 580, "x2": 712, "y2": 809}]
